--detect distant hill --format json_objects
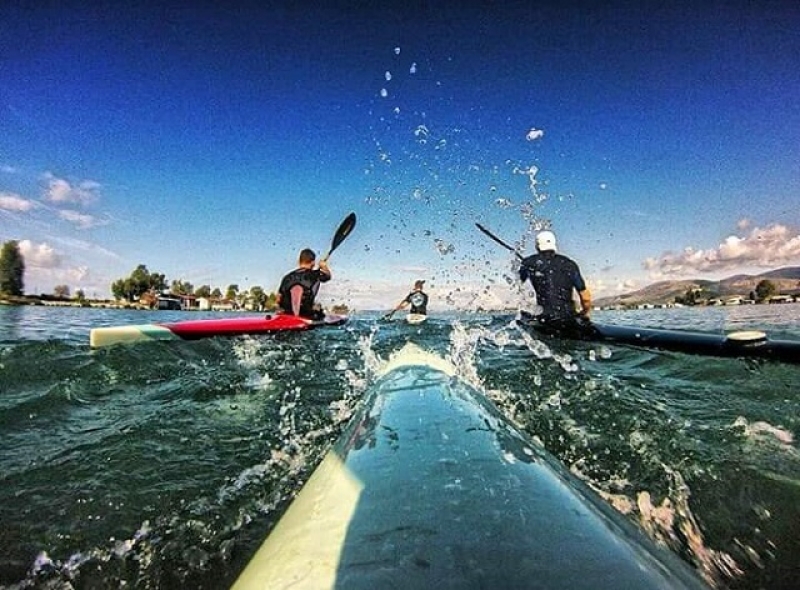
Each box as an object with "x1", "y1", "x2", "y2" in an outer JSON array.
[{"x1": 594, "y1": 266, "x2": 800, "y2": 307}]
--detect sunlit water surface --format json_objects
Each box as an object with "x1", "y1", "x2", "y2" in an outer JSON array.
[{"x1": 1, "y1": 304, "x2": 798, "y2": 589}]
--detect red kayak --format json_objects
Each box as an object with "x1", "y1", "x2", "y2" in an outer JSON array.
[{"x1": 89, "y1": 314, "x2": 347, "y2": 347}]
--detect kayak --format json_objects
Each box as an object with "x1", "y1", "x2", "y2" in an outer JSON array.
[
  {"x1": 593, "y1": 323, "x2": 800, "y2": 363},
  {"x1": 89, "y1": 314, "x2": 347, "y2": 348},
  {"x1": 406, "y1": 313, "x2": 427, "y2": 325},
  {"x1": 231, "y1": 343, "x2": 707, "y2": 589},
  {"x1": 519, "y1": 316, "x2": 800, "y2": 364}
]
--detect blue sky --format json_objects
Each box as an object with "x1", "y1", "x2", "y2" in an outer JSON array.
[{"x1": 1, "y1": 1, "x2": 799, "y2": 310}]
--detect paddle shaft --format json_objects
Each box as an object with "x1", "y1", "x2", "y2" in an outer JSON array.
[{"x1": 475, "y1": 223, "x2": 524, "y2": 259}]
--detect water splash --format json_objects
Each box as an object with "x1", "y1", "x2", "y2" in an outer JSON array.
[
  {"x1": 634, "y1": 467, "x2": 744, "y2": 587},
  {"x1": 433, "y1": 238, "x2": 455, "y2": 255},
  {"x1": 734, "y1": 416, "x2": 794, "y2": 446},
  {"x1": 445, "y1": 320, "x2": 483, "y2": 389}
]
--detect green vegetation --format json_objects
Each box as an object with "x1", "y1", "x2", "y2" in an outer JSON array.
[
  {"x1": 0, "y1": 240, "x2": 25, "y2": 296},
  {"x1": 170, "y1": 279, "x2": 194, "y2": 295},
  {"x1": 0, "y1": 252, "x2": 308, "y2": 311},
  {"x1": 675, "y1": 287, "x2": 706, "y2": 306},
  {"x1": 111, "y1": 265, "x2": 167, "y2": 301},
  {"x1": 110, "y1": 264, "x2": 279, "y2": 310},
  {"x1": 249, "y1": 286, "x2": 267, "y2": 310},
  {"x1": 755, "y1": 279, "x2": 777, "y2": 302},
  {"x1": 674, "y1": 286, "x2": 728, "y2": 306},
  {"x1": 53, "y1": 284, "x2": 70, "y2": 298}
]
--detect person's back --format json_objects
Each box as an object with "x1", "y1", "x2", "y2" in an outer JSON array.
[
  {"x1": 519, "y1": 250, "x2": 583, "y2": 320},
  {"x1": 519, "y1": 231, "x2": 592, "y2": 335},
  {"x1": 278, "y1": 249, "x2": 331, "y2": 319}
]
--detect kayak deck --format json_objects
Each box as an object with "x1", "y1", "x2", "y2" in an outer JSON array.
[
  {"x1": 232, "y1": 344, "x2": 707, "y2": 589},
  {"x1": 89, "y1": 314, "x2": 346, "y2": 348},
  {"x1": 519, "y1": 317, "x2": 800, "y2": 364},
  {"x1": 406, "y1": 313, "x2": 427, "y2": 324}
]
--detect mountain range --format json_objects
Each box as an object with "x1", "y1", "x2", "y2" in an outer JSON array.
[{"x1": 594, "y1": 267, "x2": 800, "y2": 307}]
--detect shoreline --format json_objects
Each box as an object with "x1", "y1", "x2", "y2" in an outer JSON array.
[{"x1": 2, "y1": 295, "x2": 797, "y2": 315}]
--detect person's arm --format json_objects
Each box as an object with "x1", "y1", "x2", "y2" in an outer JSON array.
[
  {"x1": 577, "y1": 288, "x2": 592, "y2": 318},
  {"x1": 519, "y1": 263, "x2": 530, "y2": 283},
  {"x1": 318, "y1": 259, "x2": 331, "y2": 281},
  {"x1": 383, "y1": 299, "x2": 406, "y2": 319},
  {"x1": 290, "y1": 285, "x2": 304, "y2": 316},
  {"x1": 570, "y1": 263, "x2": 591, "y2": 318}
]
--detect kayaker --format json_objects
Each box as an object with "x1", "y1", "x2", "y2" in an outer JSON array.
[
  {"x1": 277, "y1": 248, "x2": 331, "y2": 320},
  {"x1": 518, "y1": 230, "x2": 595, "y2": 337},
  {"x1": 385, "y1": 280, "x2": 429, "y2": 319}
]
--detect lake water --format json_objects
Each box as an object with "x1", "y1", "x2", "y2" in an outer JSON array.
[{"x1": 1, "y1": 304, "x2": 798, "y2": 589}]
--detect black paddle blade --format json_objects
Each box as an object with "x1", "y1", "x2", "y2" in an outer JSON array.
[
  {"x1": 325, "y1": 212, "x2": 357, "y2": 260},
  {"x1": 475, "y1": 223, "x2": 523, "y2": 259}
]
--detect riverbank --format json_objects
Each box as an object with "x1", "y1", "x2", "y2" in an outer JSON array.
[{"x1": 0, "y1": 295, "x2": 148, "y2": 310}]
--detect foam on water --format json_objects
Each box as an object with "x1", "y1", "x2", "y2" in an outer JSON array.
[
  {"x1": 2, "y1": 309, "x2": 799, "y2": 588},
  {"x1": 734, "y1": 416, "x2": 795, "y2": 446}
]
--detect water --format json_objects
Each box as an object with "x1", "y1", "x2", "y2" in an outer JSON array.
[{"x1": 1, "y1": 305, "x2": 798, "y2": 589}]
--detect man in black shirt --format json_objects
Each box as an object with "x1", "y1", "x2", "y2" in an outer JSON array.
[
  {"x1": 277, "y1": 248, "x2": 331, "y2": 319},
  {"x1": 519, "y1": 231, "x2": 594, "y2": 336},
  {"x1": 386, "y1": 280, "x2": 429, "y2": 318}
]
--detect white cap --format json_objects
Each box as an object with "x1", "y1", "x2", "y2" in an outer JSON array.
[{"x1": 535, "y1": 230, "x2": 557, "y2": 252}]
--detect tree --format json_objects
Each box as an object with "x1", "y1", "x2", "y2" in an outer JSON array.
[
  {"x1": 0, "y1": 240, "x2": 25, "y2": 296},
  {"x1": 111, "y1": 264, "x2": 168, "y2": 301},
  {"x1": 195, "y1": 284, "x2": 211, "y2": 298},
  {"x1": 265, "y1": 291, "x2": 278, "y2": 310},
  {"x1": 755, "y1": 280, "x2": 777, "y2": 302},
  {"x1": 211, "y1": 287, "x2": 222, "y2": 299},
  {"x1": 54, "y1": 284, "x2": 71, "y2": 299},
  {"x1": 170, "y1": 279, "x2": 194, "y2": 295},
  {"x1": 249, "y1": 286, "x2": 267, "y2": 310},
  {"x1": 110, "y1": 279, "x2": 126, "y2": 300},
  {"x1": 225, "y1": 284, "x2": 239, "y2": 301},
  {"x1": 675, "y1": 287, "x2": 703, "y2": 306}
]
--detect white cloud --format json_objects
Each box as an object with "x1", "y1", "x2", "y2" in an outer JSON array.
[
  {"x1": 397, "y1": 265, "x2": 429, "y2": 275},
  {"x1": 589, "y1": 277, "x2": 640, "y2": 298},
  {"x1": 59, "y1": 209, "x2": 101, "y2": 229},
  {"x1": 16, "y1": 240, "x2": 99, "y2": 295},
  {"x1": 17, "y1": 239, "x2": 63, "y2": 269},
  {"x1": 526, "y1": 128, "x2": 544, "y2": 141},
  {"x1": 322, "y1": 279, "x2": 400, "y2": 311},
  {"x1": 0, "y1": 192, "x2": 36, "y2": 212},
  {"x1": 63, "y1": 265, "x2": 90, "y2": 283},
  {"x1": 42, "y1": 173, "x2": 101, "y2": 206},
  {"x1": 643, "y1": 223, "x2": 800, "y2": 276}
]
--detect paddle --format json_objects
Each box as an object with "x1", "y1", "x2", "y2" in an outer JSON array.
[
  {"x1": 475, "y1": 223, "x2": 524, "y2": 260},
  {"x1": 322, "y1": 212, "x2": 357, "y2": 262}
]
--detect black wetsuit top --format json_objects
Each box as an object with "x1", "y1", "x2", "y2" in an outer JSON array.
[
  {"x1": 519, "y1": 251, "x2": 586, "y2": 325},
  {"x1": 278, "y1": 267, "x2": 331, "y2": 318},
  {"x1": 404, "y1": 290, "x2": 429, "y2": 315}
]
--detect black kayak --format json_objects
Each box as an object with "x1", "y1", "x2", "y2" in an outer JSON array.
[
  {"x1": 519, "y1": 315, "x2": 800, "y2": 364},
  {"x1": 231, "y1": 343, "x2": 708, "y2": 589}
]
